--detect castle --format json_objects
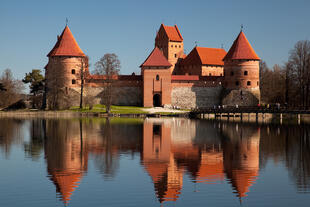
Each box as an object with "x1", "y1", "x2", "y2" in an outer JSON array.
[{"x1": 45, "y1": 24, "x2": 260, "y2": 109}]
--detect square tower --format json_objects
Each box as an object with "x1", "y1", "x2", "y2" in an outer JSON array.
[
  {"x1": 140, "y1": 47, "x2": 172, "y2": 107},
  {"x1": 155, "y1": 24, "x2": 184, "y2": 74}
]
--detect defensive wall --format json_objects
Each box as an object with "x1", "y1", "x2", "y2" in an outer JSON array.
[{"x1": 73, "y1": 74, "x2": 224, "y2": 109}]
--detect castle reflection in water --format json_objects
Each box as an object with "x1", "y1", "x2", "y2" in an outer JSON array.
[{"x1": 1, "y1": 118, "x2": 310, "y2": 205}]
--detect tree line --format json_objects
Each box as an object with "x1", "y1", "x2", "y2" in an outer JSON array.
[{"x1": 260, "y1": 40, "x2": 310, "y2": 108}]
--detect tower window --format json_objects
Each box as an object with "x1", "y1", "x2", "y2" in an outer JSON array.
[
  {"x1": 156, "y1": 75, "x2": 159, "y2": 81},
  {"x1": 231, "y1": 71, "x2": 234, "y2": 76},
  {"x1": 72, "y1": 79, "x2": 76, "y2": 84},
  {"x1": 247, "y1": 81, "x2": 251, "y2": 86},
  {"x1": 175, "y1": 45, "x2": 177, "y2": 48},
  {"x1": 175, "y1": 54, "x2": 177, "y2": 58},
  {"x1": 235, "y1": 81, "x2": 239, "y2": 86},
  {"x1": 244, "y1": 71, "x2": 248, "y2": 75},
  {"x1": 179, "y1": 45, "x2": 181, "y2": 48},
  {"x1": 72, "y1": 69, "x2": 75, "y2": 74},
  {"x1": 171, "y1": 45, "x2": 173, "y2": 48}
]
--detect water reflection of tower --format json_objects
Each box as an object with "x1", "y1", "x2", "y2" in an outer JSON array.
[
  {"x1": 221, "y1": 123, "x2": 260, "y2": 201},
  {"x1": 44, "y1": 120, "x2": 88, "y2": 205},
  {"x1": 142, "y1": 119, "x2": 183, "y2": 203}
]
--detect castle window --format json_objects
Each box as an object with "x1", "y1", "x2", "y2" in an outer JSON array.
[
  {"x1": 220, "y1": 73, "x2": 223, "y2": 76},
  {"x1": 72, "y1": 69, "x2": 75, "y2": 74},
  {"x1": 171, "y1": 45, "x2": 173, "y2": 48},
  {"x1": 209, "y1": 73, "x2": 211, "y2": 76},
  {"x1": 175, "y1": 45, "x2": 177, "y2": 48},
  {"x1": 257, "y1": 81, "x2": 259, "y2": 86},
  {"x1": 235, "y1": 81, "x2": 239, "y2": 86},
  {"x1": 156, "y1": 75, "x2": 159, "y2": 81},
  {"x1": 175, "y1": 54, "x2": 177, "y2": 58},
  {"x1": 244, "y1": 71, "x2": 248, "y2": 75},
  {"x1": 231, "y1": 71, "x2": 234, "y2": 76},
  {"x1": 179, "y1": 45, "x2": 181, "y2": 48},
  {"x1": 247, "y1": 81, "x2": 251, "y2": 86},
  {"x1": 72, "y1": 79, "x2": 76, "y2": 84}
]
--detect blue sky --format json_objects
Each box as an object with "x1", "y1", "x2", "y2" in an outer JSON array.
[{"x1": 1, "y1": 0, "x2": 310, "y2": 81}]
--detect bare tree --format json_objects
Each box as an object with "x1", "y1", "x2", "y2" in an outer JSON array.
[
  {"x1": 78, "y1": 56, "x2": 89, "y2": 109},
  {"x1": 0, "y1": 69, "x2": 24, "y2": 108},
  {"x1": 259, "y1": 62, "x2": 287, "y2": 104},
  {"x1": 94, "y1": 53, "x2": 120, "y2": 113},
  {"x1": 289, "y1": 40, "x2": 310, "y2": 107},
  {"x1": 0, "y1": 83, "x2": 6, "y2": 91}
]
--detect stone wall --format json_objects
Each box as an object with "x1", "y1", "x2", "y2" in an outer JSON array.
[
  {"x1": 82, "y1": 86, "x2": 142, "y2": 106},
  {"x1": 221, "y1": 87, "x2": 260, "y2": 106},
  {"x1": 171, "y1": 86, "x2": 222, "y2": 109}
]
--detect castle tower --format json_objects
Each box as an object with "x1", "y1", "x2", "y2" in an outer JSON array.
[
  {"x1": 140, "y1": 47, "x2": 172, "y2": 107},
  {"x1": 222, "y1": 30, "x2": 260, "y2": 106},
  {"x1": 155, "y1": 24, "x2": 184, "y2": 74},
  {"x1": 45, "y1": 25, "x2": 87, "y2": 108}
]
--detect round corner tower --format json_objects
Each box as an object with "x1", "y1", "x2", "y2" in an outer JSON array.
[
  {"x1": 222, "y1": 31, "x2": 260, "y2": 106},
  {"x1": 45, "y1": 25, "x2": 87, "y2": 108}
]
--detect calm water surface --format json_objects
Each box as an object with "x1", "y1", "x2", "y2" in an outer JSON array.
[{"x1": 0, "y1": 117, "x2": 310, "y2": 206}]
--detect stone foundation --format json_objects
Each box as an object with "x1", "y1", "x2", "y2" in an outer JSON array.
[{"x1": 221, "y1": 87, "x2": 260, "y2": 106}]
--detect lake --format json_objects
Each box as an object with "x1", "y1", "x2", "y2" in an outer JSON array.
[{"x1": 0, "y1": 117, "x2": 310, "y2": 206}]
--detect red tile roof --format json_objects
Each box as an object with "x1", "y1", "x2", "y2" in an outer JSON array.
[
  {"x1": 223, "y1": 31, "x2": 260, "y2": 60},
  {"x1": 47, "y1": 26, "x2": 85, "y2": 57},
  {"x1": 181, "y1": 47, "x2": 226, "y2": 66},
  {"x1": 162, "y1": 24, "x2": 183, "y2": 42},
  {"x1": 140, "y1": 47, "x2": 172, "y2": 67}
]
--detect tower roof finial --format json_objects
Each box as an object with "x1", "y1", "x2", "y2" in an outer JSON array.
[
  {"x1": 66, "y1": 18, "x2": 68, "y2": 26},
  {"x1": 241, "y1": 24, "x2": 244, "y2": 31}
]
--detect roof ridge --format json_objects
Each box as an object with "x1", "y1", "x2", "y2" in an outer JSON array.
[
  {"x1": 174, "y1": 25, "x2": 183, "y2": 41},
  {"x1": 194, "y1": 47, "x2": 203, "y2": 65},
  {"x1": 140, "y1": 47, "x2": 171, "y2": 67}
]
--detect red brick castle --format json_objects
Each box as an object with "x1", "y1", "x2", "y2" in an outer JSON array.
[{"x1": 45, "y1": 24, "x2": 260, "y2": 109}]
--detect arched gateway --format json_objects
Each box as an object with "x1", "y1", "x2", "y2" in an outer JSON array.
[{"x1": 153, "y1": 94, "x2": 161, "y2": 107}]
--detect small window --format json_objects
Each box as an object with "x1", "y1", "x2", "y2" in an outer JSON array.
[
  {"x1": 175, "y1": 45, "x2": 177, "y2": 48},
  {"x1": 171, "y1": 45, "x2": 173, "y2": 48},
  {"x1": 209, "y1": 73, "x2": 212, "y2": 76},
  {"x1": 235, "y1": 81, "x2": 239, "y2": 86},
  {"x1": 247, "y1": 81, "x2": 251, "y2": 86},
  {"x1": 72, "y1": 69, "x2": 75, "y2": 74},
  {"x1": 231, "y1": 71, "x2": 234, "y2": 76},
  {"x1": 179, "y1": 45, "x2": 181, "y2": 48},
  {"x1": 257, "y1": 81, "x2": 259, "y2": 86},
  {"x1": 72, "y1": 79, "x2": 76, "y2": 84},
  {"x1": 156, "y1": 75, "x2": 159, "y2": 81},
  {"x1": 244, "y1": 71, "x2": 248, "y2": 75},
  {"x1": 175, "y1": 54, "x2": 177, "y2": 58},
  {"x1": 220, "y1": 73, "x2": 223, "y2": 76}
]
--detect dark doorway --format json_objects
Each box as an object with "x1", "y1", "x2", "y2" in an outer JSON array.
[{"x1": 153, "y1": 94, "x2": 161, "y2": 107}]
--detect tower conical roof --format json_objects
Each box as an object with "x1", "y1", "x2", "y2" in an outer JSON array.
[
  {"x1": 47, "y1": 26, "x2": 85, "y2": 57},
  {"x1": 50, "y1": 171, "x2": 83, "y2": 205},
  {"x1": 223, "y1": 31, "x2": 259, "y2": 61},
  {"x1": 140, "y1": 47, "x2": 172, "y2": 67}
]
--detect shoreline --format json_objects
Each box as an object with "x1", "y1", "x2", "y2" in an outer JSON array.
[{"x1": 0, "y1": 110, "x2": 189, "y2": 118}]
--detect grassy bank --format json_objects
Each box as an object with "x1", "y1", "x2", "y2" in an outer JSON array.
[{"x1": 70, "y1": 104, "x2": 149, "y2": 114}]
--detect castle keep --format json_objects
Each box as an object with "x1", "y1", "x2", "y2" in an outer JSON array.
[{"x1": 45, "y1": 24, "x2": 260, "y2": 109}]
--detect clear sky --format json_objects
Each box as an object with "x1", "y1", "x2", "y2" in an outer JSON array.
[{"x1": 1, "y1": 0, "x2": 310, "y2": 81}]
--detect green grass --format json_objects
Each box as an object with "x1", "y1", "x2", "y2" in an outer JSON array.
[{"x1": 69, "y1": 104, "x2": 149, "y2": 114}]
